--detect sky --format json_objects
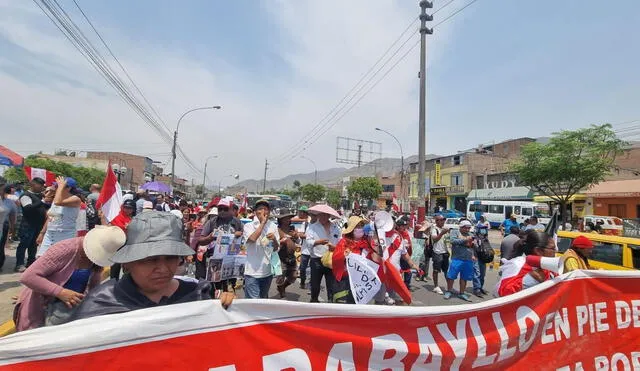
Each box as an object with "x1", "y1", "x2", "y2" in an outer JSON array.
[{"x1": 1, "y1": 0, "x2": 639, "y2": 187}]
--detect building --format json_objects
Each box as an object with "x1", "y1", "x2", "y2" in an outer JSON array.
[
  {"x1": 377, "y1": 172, "x2": 402, "y2": 210},
  {"x1": 86, "y1": 152, "x2": 156, "y2": 191},
  {"x1": 585, "y1": 179, "x2": 640, "y2": 218},
  {"x1": 408, "y1": 137, "x2": 536, "y2": 212}
]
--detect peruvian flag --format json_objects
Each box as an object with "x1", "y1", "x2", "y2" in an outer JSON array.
[
  {"x1": 23, "y1": 166, "x2": 56, "y2": 185},
  {"x1": 392, "y1": 193, "x2": 400, "y2": 213},
  {"x1": 239, "y1": 193, "x2": 248, "y2": 213},
  {"x1": 95, "y1": 161, "x2": 123, "y2": 223}
]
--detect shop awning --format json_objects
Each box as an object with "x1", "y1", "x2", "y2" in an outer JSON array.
[
  {"x1": 585, "y1": 179, "x2": 640, "y2": 198},
  {"x1": 467, "y1": 187, "x2": 534, "y2": 201},
  {"x1": 533, "y1": 194, "x2": 587, "y2": 203}
]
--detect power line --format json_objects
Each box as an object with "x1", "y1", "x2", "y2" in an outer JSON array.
[
  {"x1": 32, "y1": 0, "x2": 205, "y2": 177},
  {"x1": 274, "y1": 0, "x2": 482, "y2": 168},
  {"x1": 71, "y1": 0, "x2": 171, "y2": 134},
  {"x1": 272, "y1": 17, "x2": 420, "y2": 164}
]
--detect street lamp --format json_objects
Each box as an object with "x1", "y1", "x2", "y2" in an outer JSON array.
[
  {"x1": 202, "y1": 155, "x2": 219, "y2": 197},
  {"x1": 375, "y1": 127, "x2": 404, "y2": 210},
  {"x1": 111, "y1": 163, "x2": 128, "y2": 186},
  {"x1": 171, "y1": 105, "x2": 222, "y2": 192},
  {"x1": 300, "y1": 156, "x2": 318, "y2": 184},
  {"x1": 218, "y1": 174, "x2": 240, "y2": 196}
]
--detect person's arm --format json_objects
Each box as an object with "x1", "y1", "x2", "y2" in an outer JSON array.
[
  {"x1": 269, "y1": 227, "x2": 280, "y2": 251},
  {"x1": 197, "y1": 220, "x2": 215, "y2": 246},
  {"x1": 20, "y1": 241, "x2": 76, "y2": 297},
  {"x1": 246, "y1": 220, "x2": 266, "y2": 243},
  {"x1": 431, "y1": 227, "x2": 448, "y2": 243},
  {"x1": 401, "y1": 253, "x2": 420, "y2": 271},
  {"x1": 36, "y1": 218, "x2": 50, "y2": 246}
]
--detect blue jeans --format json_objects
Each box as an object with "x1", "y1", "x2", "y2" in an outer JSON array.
[
  {"x1": 16, "y1": 225, "x2": 39, "y2": 267},
  {"x1": 299, "y1": 254, "x2": 310, "y2": 286},
  {"x1": 243, "y1": 275, "x2": 273, "y2": 299},
  {"x1": 473, "y1": 260, "x2": 486, "y2": 291}
]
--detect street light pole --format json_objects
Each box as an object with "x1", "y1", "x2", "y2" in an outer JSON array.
[
  {"x1": 300, "y1": 156, "x2": 318, "y2": 184},
  {"x1": 376, "y1": 127, "x2": 404, "y2": 210},
  {"x1": 171, "y1": 105, "x2": 221, "y2": 192},
  {"x1": 202, "y1": 155, "x2": 219, "y2": 197},
  {"x1": 218, "y1": 174, "x2": 240, "y2": 196}
]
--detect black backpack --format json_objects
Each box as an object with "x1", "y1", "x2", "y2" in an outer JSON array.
[{"x1": 476, "y1": 239, "x2": 495, "y2": 264}]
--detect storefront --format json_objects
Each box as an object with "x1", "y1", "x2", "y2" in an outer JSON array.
[
  {"x1": 585, "y1": 179, "x2": 640, "y2": 218},
  {"x1": 430, "y1": 187, "x2": 447, "y2": 213},
  {"x1": 533, "y1": 194, "x2": 588, "y2": 222}
]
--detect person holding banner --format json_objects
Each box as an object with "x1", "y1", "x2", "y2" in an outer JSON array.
[
  {"x1": 243, "y1": 200, "x2": 280, "y2": 299},
  {"x1": 67, "y1": 212, "x2": 234, "y2": 322},
  {"x1": 331, "y1": 215, "x2": 370, "y2": 304}
]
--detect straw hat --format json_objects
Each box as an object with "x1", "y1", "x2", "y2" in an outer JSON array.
[
  {"x1": 82, "y1": 225, "x2": 126, "y2": 267},
  {"x1": 343, "y1": 215, "x2": 366, "y2": 235}
]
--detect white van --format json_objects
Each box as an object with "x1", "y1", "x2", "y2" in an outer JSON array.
[{"x1": 467, "y1": 200, "x2": 550, "y2": 228}]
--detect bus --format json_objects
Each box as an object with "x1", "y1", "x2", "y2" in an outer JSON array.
[
  {"x1": 245, "y1": 194, "x2": 294, "y2": 213},
  {"x1": 466, "y1": 200, "x2": 550, "y2": 228},
  {"x1": 556, "y1": 231, "x2": 640, "y2": 271}
]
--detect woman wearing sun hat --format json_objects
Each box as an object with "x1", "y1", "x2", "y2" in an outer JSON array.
[
  {"x1": 330, "y1": 215, "x2": 371, "y2": 304},
  {"x1": 13, "y1": 225, "x2": 126, "y2": 331}
]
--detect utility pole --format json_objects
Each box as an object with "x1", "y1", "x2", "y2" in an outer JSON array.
[
  {"x1": 263, "y1": 159, "x2": 269, "y2": 193},
  {"x1": 357, "y1": 144, "x2": 362, "y2": 168},
  {"x1": 417, "y1": 0, "x2": 433, "y2": 223}
]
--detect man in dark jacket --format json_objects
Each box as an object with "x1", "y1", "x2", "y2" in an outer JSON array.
[
  {"x1": 15, "y1": 178, "x2": 48, "y2": 272},
  {"x1": 68, "y1": 212, "x2": 234, "y2": 321}
]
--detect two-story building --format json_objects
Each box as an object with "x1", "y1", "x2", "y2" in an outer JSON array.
[
  {"x1": 408, "y1": 138, "x2": 536, "y2": 212},
  {"x1": 87, "y1": 152, "x2": 156, "y2": 191}
]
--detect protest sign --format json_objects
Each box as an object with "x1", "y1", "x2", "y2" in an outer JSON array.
[
  {"x1": 207, "y1": 233, "x2": 245, "y2": 282},
  {"x1": 346, "y1": 253, "x2": 381, "y2": 304},
  {"x1": 2, "y1": 270, "x2": 640, "y2": 370}
]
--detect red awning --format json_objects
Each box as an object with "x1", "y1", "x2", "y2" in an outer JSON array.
[{"x1": 0, "y1": 146, "x2": 24, "y2": 166}]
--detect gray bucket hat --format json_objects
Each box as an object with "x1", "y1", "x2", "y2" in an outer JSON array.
[{"x1": 110, "y1": 212, "x2": 194, "y2": 264}]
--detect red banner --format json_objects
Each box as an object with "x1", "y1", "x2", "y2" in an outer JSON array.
[{"x1": 1, "y1": 270, "x2": 639, "y2": 370}]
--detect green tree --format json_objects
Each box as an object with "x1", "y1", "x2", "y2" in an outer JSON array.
[
  {"x1": 279, "y1": 188, "x2": 301, "y2": 200},
  {"x1": 512, "y1": 124, "x2": 626, "y2": 225},
  {"x1": 325, "y1": 189, "x2": 342, "y2": 209},
  {"x1": 347, "y1": 177, "x2": 383, "y2": 204},
  {"x1": 299, "y1": 183, "x2": 326, "y2": 203},
  {"x1": 195, "y1": 184, "x2": 204, "y2": 196},
  {"x1": 293, "y1": 180, "x2": 301, "y2": 189},
  {"x1": 3, "y1": 156, "x2": 106, "y2": 190}
]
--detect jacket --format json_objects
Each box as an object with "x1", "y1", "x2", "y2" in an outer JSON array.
[
  {"x1": 14, "y1": 237, "x2": 102, "y2": 331},
  {"x1": 19, "y1": 191, "x2": 48, "y2": 230},
  {"x1": 67, "y1": 274, "x2": 212, "y2": 322}
]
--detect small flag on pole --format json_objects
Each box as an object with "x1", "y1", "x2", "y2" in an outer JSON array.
[
  {"x1": 96, "y1": 161, "x2": 123, "y2": 223},
  {"x1": 544, "y1": 208, "x2": 560, "y2": 250}
]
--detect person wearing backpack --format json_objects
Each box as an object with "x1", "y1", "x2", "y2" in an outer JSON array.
[{"x1": 473, "y1": 216, "x2": 493, "y2": 297}]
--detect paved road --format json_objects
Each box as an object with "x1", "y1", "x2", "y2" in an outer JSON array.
[{"x1": 0, "y1": 230, "x2": 505, "y2": 324}]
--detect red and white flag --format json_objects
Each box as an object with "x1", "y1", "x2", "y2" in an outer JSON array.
[
  {"x1": 95, "y1": 161, "x2": 123, "y2": 223},
  {"x1": 23, "y1": 166, "x2": 56, "y2": 185},
  {"x1": 239, "y1": 193, "x2": 248, "y2": 213},
  {"x1": 391, "y1": 193, "x2": 400, "y2": 213}
]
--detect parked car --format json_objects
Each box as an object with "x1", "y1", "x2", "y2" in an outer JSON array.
[{"x1": 436, "y1": 209, "x2": 465, "y2": 219}]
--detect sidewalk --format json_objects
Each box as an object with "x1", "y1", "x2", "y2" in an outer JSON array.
[{"x1": 0, "y1": 241, "x2": 23, "y2": 324}]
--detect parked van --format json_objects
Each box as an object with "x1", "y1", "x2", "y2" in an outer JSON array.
[
  {"x1": 467, "y1": 200, "x2": 550, "y2": 228},
  {"x1": 556, "y1": 231, "x2": 640, "y2": 271}
]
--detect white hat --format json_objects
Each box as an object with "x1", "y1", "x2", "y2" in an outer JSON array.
[
  {"x1": 82, "y1": 225, "x2": 126, "y2": 267},
  {"x1": 459, "y1": 220, "x2": 473, "y2": 228},
  {"x1": 170, "y1": 209, "x2": 183, "y2": 219},
  {"x1": 208, "y1": 207, "x2": 218, "y2": 215}
]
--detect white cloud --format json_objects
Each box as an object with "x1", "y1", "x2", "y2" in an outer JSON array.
[{"x1": 0, "y1": 0, "x2": 469, "y2": 185}]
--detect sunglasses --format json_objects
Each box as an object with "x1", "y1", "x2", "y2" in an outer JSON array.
[{"x1": 218, "y1": 206, "x2": 230, "y2": 211}]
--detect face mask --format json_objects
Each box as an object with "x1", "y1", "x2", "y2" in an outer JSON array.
[{"x1": 353, "y1": 228, "x2": 364, "y2": 239}]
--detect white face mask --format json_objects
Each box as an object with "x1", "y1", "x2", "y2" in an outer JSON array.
[{"x1": 353, "y1": 228, "x2": 364, "y2": 239}]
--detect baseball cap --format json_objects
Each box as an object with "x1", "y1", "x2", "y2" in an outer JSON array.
[
  {"x1": 459, "y1": 220, "x2": 473, "y2": 228},
  {"x1": 298, "y1": 205, "x2": 309, "y2": 212},
  {"x1": 217, "y1": 199, "x2": 232, "y2": 208},
  {"x1": 208, "y1": 207, "x2": 218, "y2": 215},
  {"x1": 65, "y1": 177, "x2": 78, "y2": 189},
  {"x1": 110, "y1": 212, "x2": 194, "y2": 264},
  {"x1": 254, "y1": 199, "x2": 270, "y2": 210},
  {"x1": 572, "y1": 235, "x2": 594, "y2": 249}
]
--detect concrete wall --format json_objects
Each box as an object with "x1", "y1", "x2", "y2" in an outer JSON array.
[{"x1": 592, "y1": 197, "x2": 640, "y2": 218}]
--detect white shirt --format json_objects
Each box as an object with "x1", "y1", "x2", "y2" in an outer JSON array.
[
  {"x1": 305, "y1": 221, "x2": 342, "y2": 258},
  {"x1": 243, "y1": 219, "x2": 280, "y2": 278},
  {"x1": 293, "y1": 220, "x2": 311, "y2": 256},
  {"x1": 430, "y1": 226, "x2": 449, "y2": 254}
]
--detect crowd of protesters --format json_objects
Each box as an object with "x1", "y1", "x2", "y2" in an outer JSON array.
[{"x1": 0, "y1": 175, "x2": 599, "y2": 334}]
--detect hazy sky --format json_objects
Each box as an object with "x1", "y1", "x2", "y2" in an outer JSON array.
[{"x1": 1, "y1": 0, "x2": 639, "y2": 186}]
